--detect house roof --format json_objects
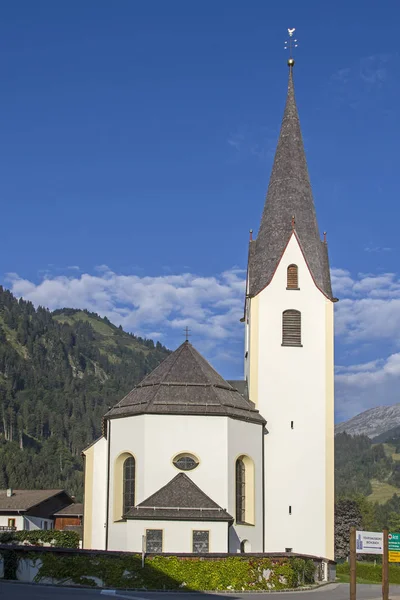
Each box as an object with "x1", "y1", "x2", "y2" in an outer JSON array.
[
  {"x1": 105, "y1": 341, "x2": 265, "y2": 425},
  {"x1": 125, "y1": 473, "x2": 233, "y2": 521},
  {"x1": 53, "y1": 503, "x2": 84, "y2": 517},
  {"x1": 248, "y1": 64, "x2": 333, "y2": 300},
  {"x1": 0, "y1": 489, "x2": 66, "y2": 512}
]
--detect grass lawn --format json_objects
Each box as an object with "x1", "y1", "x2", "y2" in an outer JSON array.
[
  {"x1": 368, "y1": 479, "x2": 400, "y2": 504},
  {"x1": 337, "y1": 562, "x2": 400, "y2": 584},
  {"x1": 336, "y1": 573, "x2": 381, "y2": 584}
]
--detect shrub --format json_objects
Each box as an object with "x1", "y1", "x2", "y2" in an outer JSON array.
[
  {"x1": 0, "y1": 530, "x2": 79, "y2": 548},
  {"x1": 34, "y1": 553, "x2": 317, "y2": 590}
]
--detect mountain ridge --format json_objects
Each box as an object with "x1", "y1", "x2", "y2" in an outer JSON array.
[{"x1": 335, "y1": 403, "x2": 400, "y2": 439}]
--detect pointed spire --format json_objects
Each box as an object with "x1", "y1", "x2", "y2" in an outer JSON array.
[{"x1": 248, "y1": 63, "x2": 333, "y2": 299}]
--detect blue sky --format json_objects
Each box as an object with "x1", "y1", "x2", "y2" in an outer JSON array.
[{"x1": 1, "y1": 0, "x2": 400, "y2": 422}]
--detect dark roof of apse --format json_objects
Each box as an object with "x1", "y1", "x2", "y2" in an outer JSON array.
[
  {"x1": 125, "y1": 473, "x2": 233, "y2": 521},
  {"x1": 105, "y1": 341, "x2": 265, "y2": 425},
  {"x1": 249, "y1": 65, "x2": 333, "y2": 300}
]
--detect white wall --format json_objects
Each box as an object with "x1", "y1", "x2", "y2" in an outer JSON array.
[
  {"x1": 0, "y1": 515, "x2": 53, "y2": 531},
  {"x1": 24, "y1": 516, "x2": 53, "y2": 530},
  {"x1": 83, "y1": 436, "x2": 107, "y2": 550},
  {"x1": 107, "y1": 414, "x2": 229, "y2": 551},
  {"x1": 105, "y1": 413, "x2": 264, "y2": 553},
  {"x1": 227, "y1": 419, "x2": 263, "y2": 553},
  {"x1": 125, "y1": 520, "x2": 228, "y2": 553},
  {"x1": 249, "y1": 234, "x2": 333, "y2": 558},
  {"x1": 0, "y1": 515, "x2": 24, "y2": 530}
]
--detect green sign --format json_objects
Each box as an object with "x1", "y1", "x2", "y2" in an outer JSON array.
[{"x1": 389, "y1": 532, "x2": 400, "y2": 551}]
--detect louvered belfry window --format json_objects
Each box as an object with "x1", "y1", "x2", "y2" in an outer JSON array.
[
  {"x1": 287, "y1": 264, "x2": 298, "y2": 289},
  {"x1": 282, "y1": 310, "x2": 302, "y2": 347}
]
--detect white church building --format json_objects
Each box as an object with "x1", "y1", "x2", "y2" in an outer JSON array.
[{"x1": 83, "y1": 60, "x2": 336, "y2": 560}]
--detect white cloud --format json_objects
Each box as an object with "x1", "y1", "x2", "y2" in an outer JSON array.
[
  {"x1": 364, "y1": 246, "x2": 391, "y2": 253},
  {"x1": 7, "y1": 265, "x2": 400, "y2": 421},
  {"x1": 335, "y1": 353, "x2": 400, "y2": 420},
  {"x1": 5, "y1": 268, "x2": 246, "y2": 364},
  {"x1": 333, "y1": 269, "x2": 400, "y2": 419}
]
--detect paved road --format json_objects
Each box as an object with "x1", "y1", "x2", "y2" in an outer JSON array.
[{"x1": 1, "y1": 582, "x2": 400, "y2": 600}]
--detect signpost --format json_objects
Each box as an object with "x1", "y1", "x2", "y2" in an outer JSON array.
[
  {"x1": 350, "y1": 527, "x2": 356, "y2": 600},
  {"x1": 349, "y1": 529, "x2": 400, "y2": 600},
  {"x1": 351, "y1": 529, "x2": 390, "y2": 600},
  {"x1": 383, "y1": 529, "x2": 389, "y2": 600},
  {"x1": 388, "y1": 532, "x2": 400, "y2": 563}
]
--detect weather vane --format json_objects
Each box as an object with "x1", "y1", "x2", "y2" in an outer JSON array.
[{"x1": 284, "y1": 28, "x2": 298, "y2": 66}]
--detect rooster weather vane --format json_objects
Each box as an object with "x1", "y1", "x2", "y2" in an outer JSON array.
[{"x1": 284, "y1": 28, "x2": 298, "y2": 66}]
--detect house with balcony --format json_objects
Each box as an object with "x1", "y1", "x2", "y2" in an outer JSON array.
[{"x1": 0, "y1": 489, "x2": 73, "y2": 532}]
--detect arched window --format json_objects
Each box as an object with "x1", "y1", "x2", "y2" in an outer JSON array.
[
  {"x1": 287, "y1": 264, "x2": 298, "y2": 289},
  {"x1": 236, "y1": 458, "x2": 246, "y2": 523},
  {"x1": 123, "y1": 456, "x2": 135, "y2": 515},
  {"x1": 282, "y1": 310, "x2": 302, "y2": 347},
  {"x1": 240, "y1": 539, "x2": 251, "y2": 553},
  {"x1": 235, "y1": 455, "x2": 255, "y2": 525}
]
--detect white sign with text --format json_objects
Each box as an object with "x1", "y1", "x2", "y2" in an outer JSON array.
[{"x1": 355, "y1": 531, "x2": 383, "y2": 554}]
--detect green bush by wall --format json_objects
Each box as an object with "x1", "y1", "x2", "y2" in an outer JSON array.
[
  {"x1": 337, "y1": 562, "x2": 400, "y2": 584},
  {"x1": 34, "y1": 554, "x2": 317, "y2": 591},
  {"x1": 0, "y1": 530, "x2": 79, "y2": 548}
]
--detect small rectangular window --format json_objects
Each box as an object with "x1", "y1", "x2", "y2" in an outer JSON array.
[
  {"x1": 7, "y1": 518, "x2": 16, "y2": 528},
  {"x1": 289, "y1": 506, "x2": 292, "y2": 515},
  {"x1": 146, "y1": 529, "x2": 163, "y2": 553},
  {"x1": 291, "y1": 421, "x2": 294, "y2": 429},
  {"x1": 193, "y1": 530, "x2": 209, "y2": 553}
]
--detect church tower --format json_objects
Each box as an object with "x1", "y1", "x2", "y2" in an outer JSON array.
[{"x1": 244, "y1": 58, "x2": 335, "y2": 559}]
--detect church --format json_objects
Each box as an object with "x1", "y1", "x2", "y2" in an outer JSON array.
[{"x1": 83, "y1": 58, "x2": 336, "y2": 560}]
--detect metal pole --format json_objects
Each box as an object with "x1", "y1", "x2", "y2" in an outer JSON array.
[
  {"x1": 350, "y1": 526, "x2": 356, "y2": 600},
  {"x1": 142, "y1": 535, "x2": 146, "y2": 569},
  {"x1": 382, "y1": 528, "x2": 389, "y2": 600}
]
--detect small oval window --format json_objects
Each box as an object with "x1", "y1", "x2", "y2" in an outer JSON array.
[{"x1": 173, "y1": 453, "x2": 199, "y2": 471}]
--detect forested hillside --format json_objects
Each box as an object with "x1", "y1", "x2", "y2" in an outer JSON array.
[
  {"x1": 335, "y1": 432, "x2": 400, "y2": 558},
  {"x1": 0, "y1": 286, "x2": 170, "y2": 498},
  {"x1": 335, "y1": 432, "x2": 400, "y2": 501}
]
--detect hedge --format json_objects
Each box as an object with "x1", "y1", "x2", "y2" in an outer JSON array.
[
  {"x1": 337, "y1": 562, "x2": 400, "y2": 584},
  {"x1": 33, "y1": 554, "x2": 317, "y2": 590},
  {"x1": 0, "y1": 530, "x2": 79, "y2": 548}
]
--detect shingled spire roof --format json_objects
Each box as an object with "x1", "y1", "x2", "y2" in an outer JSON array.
[
  {"x1": 105, "y1": 341, "x2": 265, "y2": 425},
  {"x1": 248, "y1": 64, "x2": 333, "y2": 300}
]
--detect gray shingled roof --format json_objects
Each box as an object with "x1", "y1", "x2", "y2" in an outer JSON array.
[
  {"x1": 227, "y1": 379, "x2": 249, "y2": 400},
  {"x1": 105, "y1": 341, "x2": 265, "y2": 425},
  {"x1": 125, "y1": 473, "x2": 233, "y2": 521},
  {"x1": 249, "y1": 65, "x2": 333, "y2": 300},
  {"x1": 0, "y1": 489, "x2": 65, "y2": 511},
  {"x1": 53, "y1": 503, "x2": 84, "y2": 517}
]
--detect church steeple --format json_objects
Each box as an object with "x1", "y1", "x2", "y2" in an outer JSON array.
[{"x1": 248, "y1": 62, "x2": 333, "y2": 300}]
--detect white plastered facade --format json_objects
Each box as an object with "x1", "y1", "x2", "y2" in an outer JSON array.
[
  {"x1": 83, "y1": 414, "x2": 263, "y2": 553},
  {"x1": 245, "y1": 233, "x2": 334, "y2": 559}
]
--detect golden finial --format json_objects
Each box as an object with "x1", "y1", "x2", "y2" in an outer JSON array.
[{"x1": 284, "y1": 28, "x2": 298, "y2": 67}]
